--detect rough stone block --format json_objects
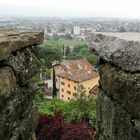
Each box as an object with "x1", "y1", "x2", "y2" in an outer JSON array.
[
  {"x1": 0, "y1": 29, "x2": 44, "y2": 140},
  {"x1": 97, "y1": 90, "x2": 140, "y2": 140},
  {"x1": 7, "y1": 47, "x2": 37, "y2": 85},
  {"x1": 0, "y1": 29, "x2": 44, "y2": 61},
  {"x1": 99, "y1": 64, "x2": 140, "y2": 116},
  {"x1": 0, "y1": 67, "x2": 16, "y2": 108},
  {"x1": 90, "y1": 32, "x2": 140, "y2": 140},
  {"x1": 90, "y1": 32, "x2": 140, "y2": 72}
]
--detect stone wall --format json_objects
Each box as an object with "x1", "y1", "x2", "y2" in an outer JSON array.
[
  {"x1": 0, "y1": 29, "x2": 44, "y2": 140},
  {"x1": 90, "y1": 32, "x2": 140, "y2": 140}
]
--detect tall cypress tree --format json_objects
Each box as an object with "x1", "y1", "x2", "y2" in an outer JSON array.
[
  {"x1": 66, "y1": 45, "x2": 70, "y2": 57},
  {"x1": 52, "y1": 68, "x2": 57, "y2": 98}
]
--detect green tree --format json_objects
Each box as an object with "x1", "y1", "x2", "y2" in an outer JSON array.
[
  {"x1": 119, "y1": 26, "x2": 125, "y2": 32},
  {"x1": 35, "y1": 92, "x2": 97, "y2": 128},
  {"x1": 67, "y1": 44, "x2": 99, "y2": 66},
  {"x1": 65, "y1": 34, "x2": 72, "y2": 40},
  {"x1": 59, "y1": 27, "x2": 65, "y2": 33},
  {"x1": 52, "y1": 68, "x2": 57, "y2": 98},
  {"x1": 37, "y1": 46, "x2": 62, "y2": 67},
  {"x1": 86, "y1": 54, "x2": 99, "y2": 66},
  {"x1": 66, "y1": 45, "x2": 71, "y2": 57}
]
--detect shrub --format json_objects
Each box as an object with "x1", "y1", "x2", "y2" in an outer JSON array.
[
  {"x1": 35, "y1": 94, "x2": 97, "y2": 128},
  {"x1": 61, "y1": 123, "x2": 93, "y2": 140},
  {"x1": 36, "y1": 113, "x2": 94, "y2": 140},
  {"x1": 36, "y1": 112, "x2": 63, "y2": 140},
  {"x1": 62, "y1": 92, "x2": 97, "y2": 128}
]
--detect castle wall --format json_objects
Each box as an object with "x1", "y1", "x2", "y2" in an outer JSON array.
[
  {"x1": 90, "y1": 32, "x2": 140, "y2": 140},
  {"x1": 0, "y1": 30, "x2": 44, "y2": 140}
]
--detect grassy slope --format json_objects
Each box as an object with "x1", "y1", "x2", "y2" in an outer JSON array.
[{"x1": 43, "y1": 39, "x2": 89, "y2": 48}]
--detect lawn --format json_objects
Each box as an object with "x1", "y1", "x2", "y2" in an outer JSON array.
[{"x1": 42, "y1": 39, "x2": 89, "y2": 48}]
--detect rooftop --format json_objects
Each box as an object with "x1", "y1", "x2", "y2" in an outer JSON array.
[
  {"x1": 61, "y1": 59, "x2": 95, "y2": 71},
  {"x1": 57, "y1": 59, "x2": 99, "y2": 82}
]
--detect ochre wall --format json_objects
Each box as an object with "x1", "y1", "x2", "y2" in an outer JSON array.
[
  {"x1": 58, "y1": 76, "x2": 99, "y2": 101},
  {"x1": 59, "y1": 77, "x2": 78, "y2": 100},
  {"x1": 80, "y1": 76, "x2": 99, "y2": 95}
]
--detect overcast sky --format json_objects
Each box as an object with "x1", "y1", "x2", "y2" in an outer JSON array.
[{"x1": 0, "y1": 0, "x2": 140, "y2": 18}]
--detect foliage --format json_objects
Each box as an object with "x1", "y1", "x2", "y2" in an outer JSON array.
[
  {"x1": 86, "y1": 55, "x2": 99, "y2": 66},
  {"x1": 59, "y1": 26, "x2": 65, "y2": 33},
  {"x1": 35, "y1": 92, "x2": 44, "y2": 104},
  {"x1": 36, "y1": 112, "x2": 94, "y2": 140},
  {"x1": 31, "y1": 58, "x2": 47, "y2": 84},
  {"x1": 32, "y1": 73, "x2": 43, "y2": 84},
  {"x1": 37, "y1": 39, "x2": 89, "y2": 68},
  {"x1": 35, "y1": 39, "x2": 98, "y2": 82},
  {"x1": 61, "y1": 123, "x2": 93, "y2": 140},
  {"x1": 62, "y1": 86, "x2": 97, "y2": 127},
  {"x1": 41, "y1": 39, "x2": 88, "y2": 48},
  {"x1": 35, "y1": 97, "x2": 66, "y2": 115},
  {"x1": 35, "y1": 92, "x2": 97, "y2": 128},
  {"x1": 36, "y1": 112, "x2": 63, "y2": 140},
  {"x1": 67, "y1": 44, "x2": 99, "y2": 66},
  {"x1": 119, "y1": 26, "x2": 126, "y2": 32},
  {"x1": 37, "y1": 46, "x2": 62, "y2": 68},
  {"x1": 52, "y1": 68, "x2": 57, "y2": 97},
  {"x1": 34, "y1": 38, "x2": 98, "y2": 140},
  {"x1": 65, "y1": 45, "x2": 71, "y2": 56},
  {"x1": 46, "y1": 68, "x2": 51, "y2": 79}
]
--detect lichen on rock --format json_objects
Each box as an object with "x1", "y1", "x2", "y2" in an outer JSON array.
[
  {"x1": 0, "y1": 29, "x2": 44, "y2": 140},
  {"x1": 90, "y1": 32, "x2": 140, "y2": 72},
  {"x1": 90, "y1": 32, "x2": 140, "y2": 140}
]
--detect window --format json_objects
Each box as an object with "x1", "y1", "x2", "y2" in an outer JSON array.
[
  {"x1": 74, "y1": 86, "x2": 76, "y2": 90},
  {"x1": 61, "y1": 82, "x2": 65, "y2": 85},
  {"x1": 62, "y1": 95, "x2": 64, "y2": 98},
  {"x1": 67, "y1": 91, "x2": 71, "y2": 95},
  {"x1": 73, "y1": 93, "x2": 77, "y2": 97},
  {"x1": 68, "y1": 97, "x2": 70, "y2": 100},
  {"x1": 68, "y1": 84, "x2": 70, "y2": 88},
  {"x1": 62, "y1": 88, "x2": 64, "y2": 92}
]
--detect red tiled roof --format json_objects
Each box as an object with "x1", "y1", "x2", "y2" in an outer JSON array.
[
  {"x1": 56, "y1": 59, "x2": 99, "y2": 82},
  {"x1": 57, "y1": 70, "x2": 99, "y2": 82},
  {"x1": 60, "y1": 59, "x2": 95, "y2": 71}
]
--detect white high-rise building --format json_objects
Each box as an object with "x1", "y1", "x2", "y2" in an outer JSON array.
[{"x1": 73, "y1": 26, "x2": 80, "y2": 35}]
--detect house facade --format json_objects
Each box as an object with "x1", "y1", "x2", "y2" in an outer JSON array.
[{"x1": 52, "y1": 59, "x2": 99, "y2": 100}]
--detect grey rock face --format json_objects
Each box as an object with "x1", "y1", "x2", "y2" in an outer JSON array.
[
  {"x1": 0, "y1": 29, "x2": 44, "y2": 61},
  {"x1": 90, "y1": 32, "x2": 140, "y2": 140},
  {"x1": 90, "y1": 32, "x2": 140, "y2": 72},
  {"x1": 7, "y1": 47, "x2": 37, "y2": 86},
  {"x1": 97, "y1": 89, "x2": 140, "y2": 140},
  {"x1": 99, "y1": 64, "x2": 140, "y2": 116},
  {"x1": 97, "y1": 64, "x2": 140, "y2": 140},
  {"x1": 0, "y1": 29, "x2": 43, "y2": 140}
]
